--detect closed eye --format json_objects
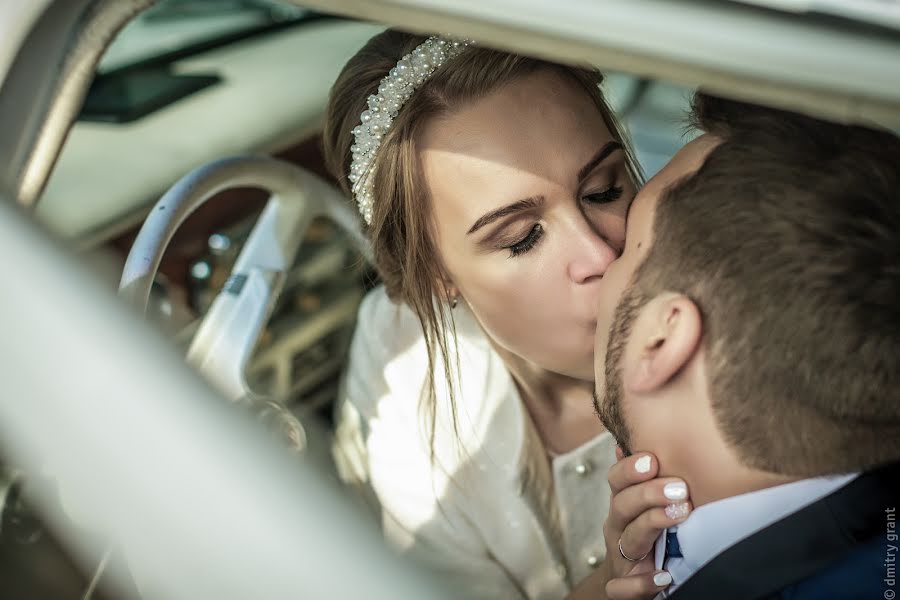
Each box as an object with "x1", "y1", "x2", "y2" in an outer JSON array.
[
  {"x1": 506, "y1": 223, "x2": 544, "y2": 258},
  {"x1": 583, "y1": 184, "x2": 624, "y2": 205},
  {"x1": 498, "y1": 182, "x2": 624, "y2": 258}
]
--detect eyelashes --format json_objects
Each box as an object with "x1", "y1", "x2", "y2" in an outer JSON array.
[
  {"x1": 504, "y1": 185, "x2": 625, "y2": 258},
  {"x1": 584, "y1": 185, "x2": 624, "y2": 205},
  {"x1": 508, "y1": 224, "x2": 543, "y2": 257}
]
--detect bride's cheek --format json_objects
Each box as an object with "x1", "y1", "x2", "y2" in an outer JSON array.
[{"x1": 589, "y1": 214, "x2": 627, "y2": 250}]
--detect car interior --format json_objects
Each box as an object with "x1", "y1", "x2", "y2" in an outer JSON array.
[
  {"x1": 38, "y1": 1, "x2": 693, "y2": 419},
  {"x1": 1, "y1": 0, "x2": 897, "y2": 598}
]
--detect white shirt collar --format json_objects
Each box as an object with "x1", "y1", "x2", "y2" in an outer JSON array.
[{"x1": 654, "y1": 472, "x2": 858, "y2": 596}]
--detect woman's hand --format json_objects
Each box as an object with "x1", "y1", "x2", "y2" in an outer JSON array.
[{"x1": 600, "y1": 447, "x2": 691, "y2": 600}]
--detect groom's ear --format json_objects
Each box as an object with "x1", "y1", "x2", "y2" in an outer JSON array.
[{"x1": 625, "y1": 294, "x2": 702, "y2": 394}]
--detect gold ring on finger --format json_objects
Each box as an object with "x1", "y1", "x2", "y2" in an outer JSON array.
[{"x1": 618, "y1": 536, "x2": 650, "y2": 562}]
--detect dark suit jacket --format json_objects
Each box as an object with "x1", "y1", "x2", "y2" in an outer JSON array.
[{"x1": 669, "y1": 460, "x2": 900, "y2": 600}]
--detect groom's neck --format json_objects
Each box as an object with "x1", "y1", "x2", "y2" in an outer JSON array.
[
  {"x1": 672, "y1": 448, "x2": 799, "y2": 508},
  {"x1": 692, "y1": 470, "x2": 799, "y2": 508},
  {"x1": 653, "y1": 387, "x2": 800, "y2": 508}
]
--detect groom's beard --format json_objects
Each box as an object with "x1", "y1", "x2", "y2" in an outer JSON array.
[{"x1": 598, "y1": 286, "x2": 648, "y2": 457}]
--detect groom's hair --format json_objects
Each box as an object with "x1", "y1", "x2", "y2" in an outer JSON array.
[{"x1": 630, "y1": 93, "x2": 900, "y2": 476}]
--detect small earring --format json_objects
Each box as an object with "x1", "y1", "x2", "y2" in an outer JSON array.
[{"x1": 450, "y1": 296, "x2": 458, "y2": 310}]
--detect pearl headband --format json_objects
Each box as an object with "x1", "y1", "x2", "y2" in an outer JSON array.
[{"x1": 348, "y1": 36, "x2": 471, "y2": 225}]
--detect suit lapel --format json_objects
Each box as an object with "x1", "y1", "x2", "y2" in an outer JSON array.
[{"x1": 670, "y1": 461, "x2": 900, "y2": 600}]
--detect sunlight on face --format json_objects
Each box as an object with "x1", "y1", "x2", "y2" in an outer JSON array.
[{"x1": 420, "y1": 69, "x2": 636, "y2": 380}]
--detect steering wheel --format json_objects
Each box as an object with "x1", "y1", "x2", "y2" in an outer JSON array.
[{"x1": 118, "y1": 156, "x2": 371, "y2": 447}]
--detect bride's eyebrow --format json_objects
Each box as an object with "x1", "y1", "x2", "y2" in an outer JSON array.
[
  {"x1": 467, "y1": 196, "x2": 545, "y2": 235},
  {"x1": 466, "y1": 141, "x2": 623, "y2": 236},
  {"x1": 578, "y1": 141, "x2": 623, "y2": 183}
]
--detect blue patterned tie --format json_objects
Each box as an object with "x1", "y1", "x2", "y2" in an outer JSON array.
[{"x1": 665, "y1": 530, "x2": 683, "y2": 559}]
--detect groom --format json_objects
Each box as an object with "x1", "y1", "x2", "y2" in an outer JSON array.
[{"x1": 592, "y1": 94, "x2": 900, "y2": 599}]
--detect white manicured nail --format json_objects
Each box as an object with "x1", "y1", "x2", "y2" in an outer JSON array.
[
  {"x1": 665, "y1": 502, "x2": 691, "y2": 520},
  {"x1": 663, "y1": 481, "x2": 688, "y2": 500},
  {"x1": 635, "y1": 455, "x2": 652, "y2": 473},
  {"x1": 653, "y1": 571, "x2": 673, "y2": 587}
]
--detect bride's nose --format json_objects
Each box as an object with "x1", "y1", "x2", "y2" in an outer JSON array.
[{"x1": 567, "y1": 221, "x2": 618, "y2": 284}]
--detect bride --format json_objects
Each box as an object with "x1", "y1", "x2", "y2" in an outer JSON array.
[{"x1": 324, "y1": 30, "x2": 688, "y2": 599}]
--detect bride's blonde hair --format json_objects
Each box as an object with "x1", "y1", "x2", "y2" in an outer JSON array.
[{"x1": 324, "y1": 29, "x2": 640, "y2": 452}]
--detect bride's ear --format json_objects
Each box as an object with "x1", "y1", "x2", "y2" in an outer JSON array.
[
  {"x1": 436, "y1": 274, "x2": 459, "y2": 306},
  {"x1": 625, "y1": 294, "x2": 702, "y2": 394}
]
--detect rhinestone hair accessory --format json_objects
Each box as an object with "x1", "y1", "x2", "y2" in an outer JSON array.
[{"x1": 348, "y1": 36, "x2": 471, "y2": 225}]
